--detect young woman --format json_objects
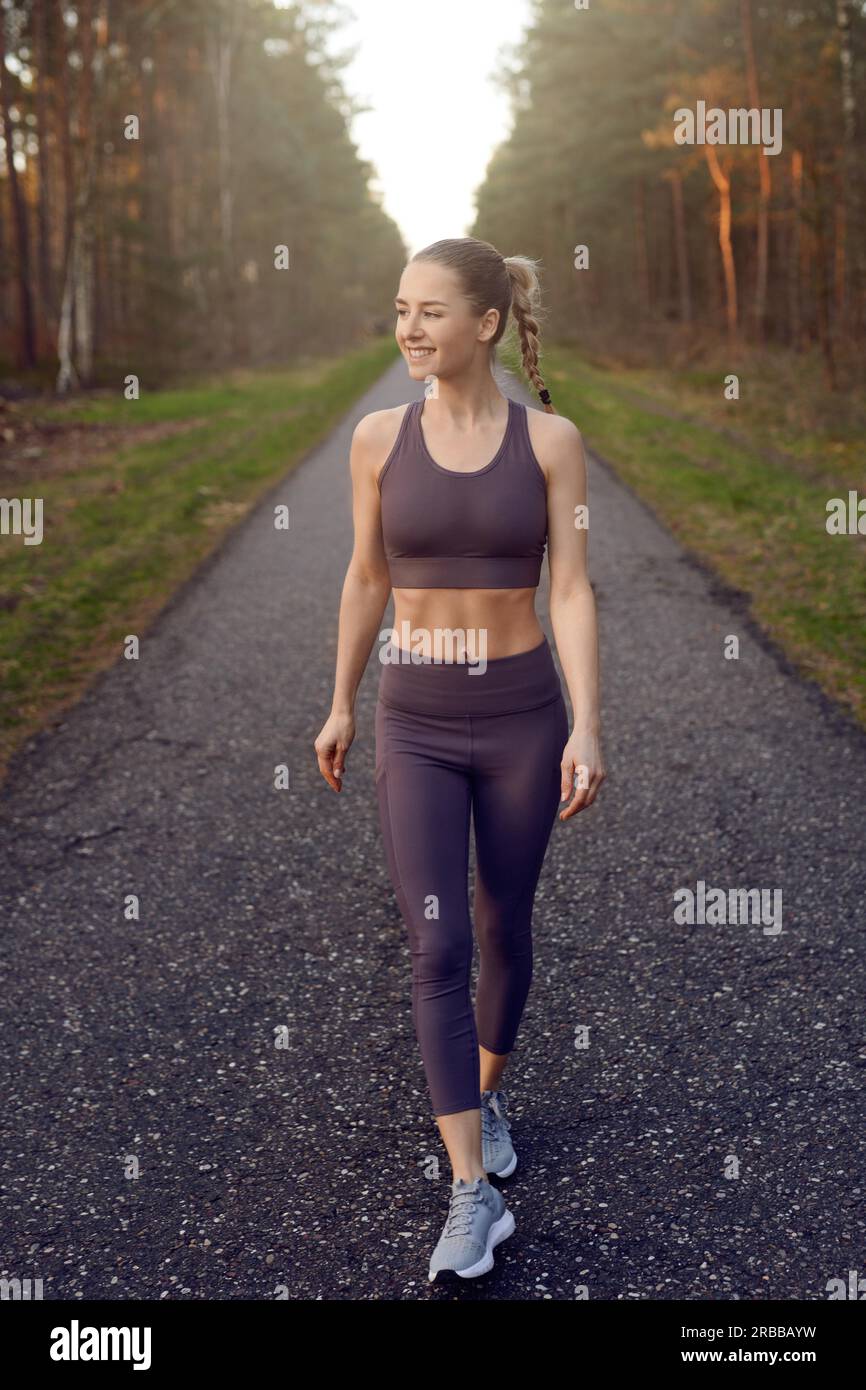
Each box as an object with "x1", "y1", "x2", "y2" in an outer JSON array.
[{"x1": 315, "y1": 237, "x2": 604, "y2": 1282}]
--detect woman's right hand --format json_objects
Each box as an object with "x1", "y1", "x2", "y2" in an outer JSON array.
[{"x1": 314, "y1": 710, "x2": 356, "y2": 792}]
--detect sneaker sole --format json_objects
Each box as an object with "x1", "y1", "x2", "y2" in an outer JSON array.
[
  {"x1": 428, "y1": 1208, "x2": 516, "y2": 1282},
  {"x1": 490, "y1": 1150, "x2": 517, "y2": 1179},
  {"x1": 455, "y1": 1208, "x2": 515, "y2": 1278}
]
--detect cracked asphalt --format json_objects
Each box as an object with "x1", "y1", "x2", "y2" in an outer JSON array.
[{"x1": 1, "y1": 357, "x2": 864, "y2": 1302}]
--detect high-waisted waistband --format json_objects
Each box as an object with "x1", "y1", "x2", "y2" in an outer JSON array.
[{"x1": 377, "y1": 636, "x2": 563, "y2": 717}]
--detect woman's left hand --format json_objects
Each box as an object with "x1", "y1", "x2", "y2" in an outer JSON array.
[{"x1": 559, "y1": 727, "x2": 606, "y2": 820}]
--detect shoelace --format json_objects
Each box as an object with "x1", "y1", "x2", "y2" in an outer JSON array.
[
  {"x1": 481, "y1": 1092, "x2": 511, "y2": 1143},
  {"x1": 443, "y1": 1183, "x2": 485, "y2": 1238}
]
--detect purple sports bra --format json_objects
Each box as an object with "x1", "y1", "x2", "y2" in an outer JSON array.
[{"x1": 377, "y1": 396, "x2": 548, "y2": 589}]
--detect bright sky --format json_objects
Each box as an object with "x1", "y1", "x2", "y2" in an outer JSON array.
[{"x1": 331, "y1": 0, "x2": 534, "y2": 255}]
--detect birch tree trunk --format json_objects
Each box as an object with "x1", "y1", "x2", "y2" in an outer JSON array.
[
  {"x1": 34, "y1": 0, "x2": 56, "y2": 342},
  {"x1": 56, "y1": 0, "x2": 108, "y2": 392}
]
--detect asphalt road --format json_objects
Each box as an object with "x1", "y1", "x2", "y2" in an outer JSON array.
[{"x1": 1, "y1": 358, "x2": 864, "y2": 1302}]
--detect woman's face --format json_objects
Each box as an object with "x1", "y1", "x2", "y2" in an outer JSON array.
[{"x1": 394, "y1": 260, "x2": 499, "y2": 383}]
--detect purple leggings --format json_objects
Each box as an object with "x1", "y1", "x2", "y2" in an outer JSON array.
[{"x1": 375, "y1": 636, "x2": 568, "y2": 1117}]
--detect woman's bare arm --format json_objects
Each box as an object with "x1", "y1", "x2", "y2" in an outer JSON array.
[
  {"x1": 530, "y1": 411, "x2": 605, "y2": 817},
  {"x1": 315, "y1": 411, "x2": 395, "y2": 791}
]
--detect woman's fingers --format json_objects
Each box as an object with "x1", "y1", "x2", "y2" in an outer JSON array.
[
  {"x1": 560, "y1": 756, "x2": 583, "y2": 818},
  {"x1": 559, "y1": 759, "x2": 605, "y2": 819},
  {"x1": 560, "y1": 760, "x2": 573, "y2": 804},
  {"x1": 559, "y1": 782, "x2": 585, "y2": 819},
  {"x1": 314, "y1": 715, "x2": 355, "y2": 793},
  {"x1": 582, "y1": 767, "x2": 606, "y2": 810},
  {"x1": 315, "y1": 740, "x2": 346, "y2": 792},
  {"x1": 316, "y1": 749, "x2": 338, "y2": 792}
]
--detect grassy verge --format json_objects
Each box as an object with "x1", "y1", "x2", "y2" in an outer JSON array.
[
  {"x1": 0, "y1": 337, "x2": 397, "y2": 779},
  {"x1": 537, "y1": 345, "x2": 866, "y2": 727}
]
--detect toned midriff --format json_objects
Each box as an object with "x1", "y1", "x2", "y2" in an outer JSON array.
[{"x1": 391, "y1": 586, "x2": 544, "y2": 661}]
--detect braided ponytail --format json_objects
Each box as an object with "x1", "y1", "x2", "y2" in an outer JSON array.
[
  {"x1": 502, "y1": 256, "x2": 557, "y2": 414},
  {"x1": 408, "y1": 237, "x2": 556, "y2": 413}
]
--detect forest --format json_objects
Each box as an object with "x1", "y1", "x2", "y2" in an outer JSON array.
[
  {"x1": 0, "y1": 0, "x2": 406, "y2": 387},
  {"x1": 0, "y1": 0, "x2": 864, "y2": 391},
  {"x1": 474, "y1": 0, "x2": 866, "y2": 389}
]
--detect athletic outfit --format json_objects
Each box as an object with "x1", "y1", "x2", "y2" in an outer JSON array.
[{"x1": 375, "y1": 395, "x2": 568, "y2": 1118}]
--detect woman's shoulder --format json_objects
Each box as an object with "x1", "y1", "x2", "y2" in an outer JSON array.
[
  {"x1": 351, "y1": 403, "x2": 416, "y2": 487},
  {"x1": 354, "y1": 402, "x2": 414, "y2": 450},
  {"x1": 523, "y1": 404, "x2": 585, "y2": 484}
]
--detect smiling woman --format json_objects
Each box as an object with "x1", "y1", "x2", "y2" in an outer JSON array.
[
  {"x1": 315, "y1": 234, "x2": 605, "y2": 1285},
  {"x1": 383, "y1": 245, "x2": 558, "y2": 657}
]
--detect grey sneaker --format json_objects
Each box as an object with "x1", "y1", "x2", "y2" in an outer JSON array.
[
  {"x1": 481, "y1": 1089, "x2": 517, "y2": 1178},
  {"x1": 428, "y1": 1176, "x2": 515, "y2": 1281}
]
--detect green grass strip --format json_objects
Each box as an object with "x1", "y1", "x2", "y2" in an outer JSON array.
[
  {"x1": 0, "y1": 338, "x2": 397, "y2": 775},
  {"x1": 536, "y1": 346, "x2": 866, "y2": 727}
]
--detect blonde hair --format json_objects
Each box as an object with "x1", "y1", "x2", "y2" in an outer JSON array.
[{"x1": 409, "y1": 237, "x2": 556, "y2": 414}]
